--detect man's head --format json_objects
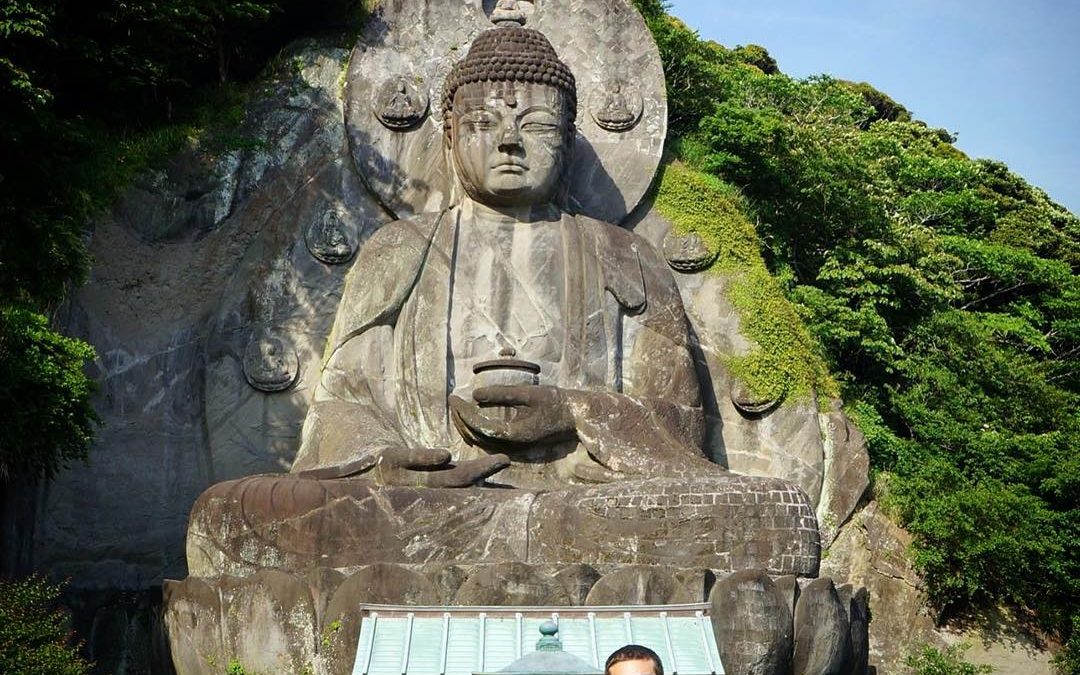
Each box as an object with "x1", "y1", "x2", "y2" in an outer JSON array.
[
  {"x1": 441, "y1": 26, "x2": 577, "y2": 207},
  {"x1": 604, "y1": 645, "x2": 664, "y2": 675}
]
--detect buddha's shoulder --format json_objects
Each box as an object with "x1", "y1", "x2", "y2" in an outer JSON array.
[
  {"x1": 362, "y1": 212, "x2": 445, "y2": 256},
  {"x1": 572, "y1": 213, "x2": 663, "y2": 264}
]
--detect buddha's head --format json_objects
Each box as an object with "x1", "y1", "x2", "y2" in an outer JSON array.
[{"x1": 442, "y1": 26, "x2": 577, "y2": 208}]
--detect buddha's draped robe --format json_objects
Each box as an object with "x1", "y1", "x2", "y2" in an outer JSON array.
[{"x1": 292, "y1": 207, "x2": 705, "y2": 480}]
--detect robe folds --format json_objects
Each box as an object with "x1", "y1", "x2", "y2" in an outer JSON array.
[{"x1": 292, "y1": 207, "x2": 705, "y2": 476}]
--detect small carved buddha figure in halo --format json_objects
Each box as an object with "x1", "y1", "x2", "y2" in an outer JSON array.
[{"x1": 292, "y1": 23, "x2": 717, "y2": 489}]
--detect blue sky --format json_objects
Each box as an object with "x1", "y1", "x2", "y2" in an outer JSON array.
[{"x1": 667, "y1": 0, "x2": 1080, "y2": 215}]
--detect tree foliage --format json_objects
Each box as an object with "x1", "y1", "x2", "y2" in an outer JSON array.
[
  {"x1": 0, "y1": 307, "x2": 98, "y2": 480},
  {"x1": 905, "y1": 644, "x2": 993, "y2": 675},
  {"x1": 0, "y1": 576, "x2": 92, "y2": 675},
  {"x1": 634, "y1": 0, "x2": 1080, "y2": 652}
]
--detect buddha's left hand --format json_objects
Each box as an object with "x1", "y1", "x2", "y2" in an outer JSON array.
[{"x1": 449, "y1": 385, "x2": 577, "y2": 446}]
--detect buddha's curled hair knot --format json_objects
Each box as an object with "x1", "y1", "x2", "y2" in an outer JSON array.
[{"x1": 442, "y1": 26, "x2": 577, "y2": 133}]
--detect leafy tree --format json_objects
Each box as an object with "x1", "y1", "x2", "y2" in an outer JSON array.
[
  {"x1": 0, "y1": 576, "x2": 92, "y2": 675},
  {"x1": 0, "y1": 307, "x2": 98, "y2": 480},
  {"x1": 844, "y1": 80, "x2": 912, "y2": 126},
  {"x1": 634, "y1": 0, "x2": 1080, "y2": 649},
  {"x1": 732, "y1": 43, "x2": 779, "y2": 74}
]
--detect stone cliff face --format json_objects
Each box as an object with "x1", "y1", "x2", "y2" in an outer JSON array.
[
  {"x1": 822, "y1": 502, "x2": 1055, "y2": 674},
  {"x1": 19, "y1": 19, "x2": 1053, "y2": 675},
  {"x1": 36, "y1": 40, "x2": 374, "y2": 590},
  {"x1": 33, "y1": 39, "x2": 865, "y2": 603},
  {"x1": 24, "y1": 36, "x2": 866, "y2": 674}
]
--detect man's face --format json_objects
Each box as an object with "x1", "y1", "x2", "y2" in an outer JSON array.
[
  {"x1": 450, "y1": 80, "x2": 570, "y2": 207},
  {"x1": 607, "y1": 658, "x2": 659, "y2": 675}
]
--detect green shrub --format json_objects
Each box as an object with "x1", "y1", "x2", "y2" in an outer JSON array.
[
  {"x1": 905, "y1": 644, "x2": 993, "y2": 675},
  {"x1": 0, "y1": 576, "x2": 92, "y2": 675},
  {"x1": 0, "y1": 306, "x2": 98, "y2": 480},
  {"x1": 1052, "y1": 615, "x2": 1080, "y2": 674}
]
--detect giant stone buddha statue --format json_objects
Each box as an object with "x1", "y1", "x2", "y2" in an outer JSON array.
[{"x1": 184, "y1": 21, "x2": 820, "y2": 580}]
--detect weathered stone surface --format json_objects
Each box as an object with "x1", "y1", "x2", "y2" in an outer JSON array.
[
  {"x1": 838, "y1": 585, "x2": 869, "y2": 675},
  {"x1": 323, "y1": 565, "x2": 439, "y2": 675},
  {"x1": 25, "y1": 5, "x2": 881, "y2": 674},
  {"x1": 530, "y1": 476, "x2": 820, "y2": 576},
  {"x1": 454, "y1": 562, "x2": 571, "y2": 605},
  {"x1": 115, "y1": 148, "x2": 238, "y2": 243},
  {"x1": 36, "y1": 40, "x2": 376, "y2": 591},
  {"x1": 672, "y1": 568, "x2": 717, "y2": 603},
  {"x1": 817, "y1": 401, "x2": 870, "y2": 547},
  {"x1": 62, "y1": 587, "x2": 173, "y2": 675},
  {"x1": 166, "y1": 566, "x2": 871, "y2": 675},
  {"x1": 630, "y1": 212, "x2": 838, "y2": 514},
  {"x1": 821, "y1": 502, "x2": 940, "y2": 673},
  {"x1": 774, "y1": 575, "x2": 799, "y2": 618},
  {"x1": 305, "y1": 567, "x2": 345, "y2": 616},
  {"x1": 792, "y1": 578, "x2": 853, "y2": 674},
  {"x1": 185, "y1": 476, "x2": 533, "y2": 577},
  {"x1": 709, "y1": 570, "x2": 793, "y2": 675},
  {"x1": 345, "y1": 0, "x2": 666, "y2": 224},
  {"x1": 186, "y1": 475, "x2": 820, "y2": 578},
  {"x1": 426, "y1": 564, "x2": 472, "y2": 605},
  {"x1": 553, "y1": 564, "x2": 603, "y2": 605},
  {"x1": 222, "y1": 569, "x2": 318, "y2": 673},
  {"x1": 164, "y1": 577, "x2": 226, "y2": 674},
  {"x1": 584, "y1": 566, "x2": 694, "y2": 606},
  {"x1": 942, "y1": 625, "x2": 1055, "y2": 675}
]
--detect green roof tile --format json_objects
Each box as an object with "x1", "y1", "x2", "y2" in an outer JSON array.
[{"x1": 351, "y1": 604, "x2": 725, "y2": 675}]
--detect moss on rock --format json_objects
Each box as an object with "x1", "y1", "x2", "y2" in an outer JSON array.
[{"x1": 653, "y1": 161, "x2": 836, "y2": 402}]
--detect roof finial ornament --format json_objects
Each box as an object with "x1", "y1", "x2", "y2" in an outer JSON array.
[
  {"x1": 536, "y1": 620, "x2": 562, "y2": 651},
  {"x1": 491, "y1": 0, "x2": 528, "y2": 27}
]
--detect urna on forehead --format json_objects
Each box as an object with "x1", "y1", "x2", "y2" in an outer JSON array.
[{"x1": 441, "y1": 25, "x2": 578, "y2": 124}]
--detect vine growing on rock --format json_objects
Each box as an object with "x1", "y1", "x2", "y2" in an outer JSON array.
[{"x1": 652, "y1": 161, "x2": 835, "y2": 403}]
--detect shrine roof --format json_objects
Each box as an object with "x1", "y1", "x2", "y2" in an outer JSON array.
[{"x1": 352, "y1": 604, "x2": 726, "y2": 675}]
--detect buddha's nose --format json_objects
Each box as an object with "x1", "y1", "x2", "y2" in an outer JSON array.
[{"x1": 497, "y1": 122, "x2": 523, "y2": 149}]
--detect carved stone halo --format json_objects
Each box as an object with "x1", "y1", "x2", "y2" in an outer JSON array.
[
  {"x1": 663, "y1": 231, "x2": 718, "y2": 273},
  {"x1": 242, "y1": 333, "x2": 300, "y2": 393},
  {"x1": 345, "y1": 0, "x2": 668, "y2": 224},
  {"x1": 305, "y1": 209, "x2": 357, "y2": 265},
  {"x1": 589, "y1": 79, "x2": 643, "y2": 132},
  {"x1": 373, "y1": 76, "x2": 429, "y2": 131}
]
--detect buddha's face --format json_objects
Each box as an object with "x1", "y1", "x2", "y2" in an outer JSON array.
[{"x1": 450, "y1": 80, "x2": 571, "y2": 208}]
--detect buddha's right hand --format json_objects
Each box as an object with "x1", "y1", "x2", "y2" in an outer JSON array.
[
  {"x1": 373, "y1": 447, "x2": 510, "y2": 488},
  {"x1": 294, "y1": 447, "x2": 508, "y2": 487}
]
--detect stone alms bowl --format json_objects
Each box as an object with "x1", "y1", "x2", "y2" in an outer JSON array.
[{"x1": 472, "y1": 358, "x2": 542, "y2": 389}]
